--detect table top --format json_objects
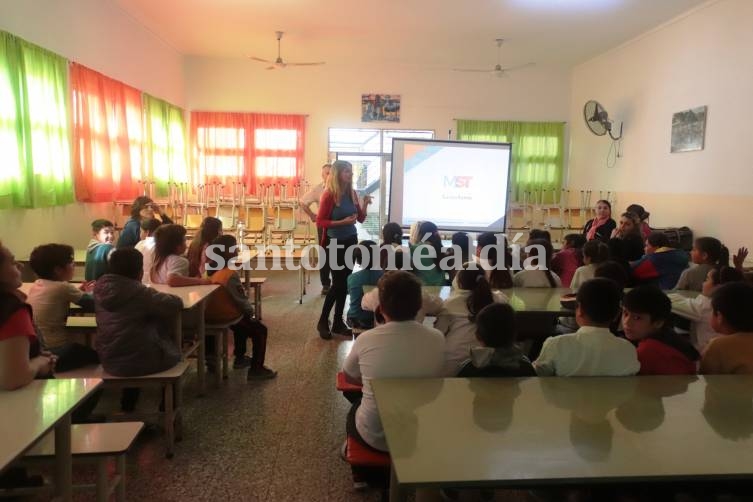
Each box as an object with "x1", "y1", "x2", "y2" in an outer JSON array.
[
  {"x1": 149, "y1": 284, "x2": 218, "y2": 309},
  {"x1": 18, "y1": 249, "x2": 86, "y2": 264},
  {"x1": 0, "y1": 378, "x2": 102, "y2": 473},
  {"x1": 373, "y1": 375, "x2": 753, "y2": 487}
]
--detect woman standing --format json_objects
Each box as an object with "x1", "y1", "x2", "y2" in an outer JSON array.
[
  {"x1": 117, "y1": 196, "x2": 173, "y2": 248},
  {"x1": 582, "y1": 199, "x2": 616, "y2": 243},
  {"x1": 316, "y1": 161, "x2": 371, "y2": 339}
]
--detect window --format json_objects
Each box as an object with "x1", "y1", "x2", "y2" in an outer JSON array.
[
  {"x1": 191, "y1": 112, "x2": 306, "y2": 193},
  {"x1": 143, "y1": 94, "x2": 188, "y2": 197},
  {"x1": 0, "y1": 31, "x2": 73, "y2": 208},
  {"x1": 328, "y1": 128, "x2": 434, "y2": 240},
  {"x1": 70, "y1": 63, "x2": 143, "y2": 202}
]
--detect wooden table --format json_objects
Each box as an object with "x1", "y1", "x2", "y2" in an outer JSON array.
[
  {"x1": 150, "y1": 284, "x2": 218, "y2": 396},
  {"x1": 0, "y1": 378, "x2": 102, "y2": 501},
  {"x1": 243, "y1": 247, "x2": 313, "y2": 304},
  {"x1": 374, "y1": 375, "x2": 753, "y2": 501}
]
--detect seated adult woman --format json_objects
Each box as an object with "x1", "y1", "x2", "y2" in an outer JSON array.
[
  {"x1": 117, "y1": 196, "x2": 173, "y2": 248},
  {"x1": 626, "y1": 204, "x2": 651, "y2": 240},
  {"x1": 608, "y1": 212, "x2": 646, "y2": 286},
  {"x1": 582, "y1": 199, "x2": 616, "y2": 243}
]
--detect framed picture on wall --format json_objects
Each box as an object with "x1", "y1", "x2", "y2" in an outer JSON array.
[
  {"x1": 671, "y1": 106, "x2": 707, "y2": 153},
  {"x1": 361, "y1": 94, "x2": 400, "y2": 122}
]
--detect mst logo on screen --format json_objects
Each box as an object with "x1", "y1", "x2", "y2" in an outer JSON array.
[{"x1": 443, "y1": 176, "x2": 472, "y2": 188}]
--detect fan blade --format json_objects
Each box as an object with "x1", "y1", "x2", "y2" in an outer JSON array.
[
  {"x1": 453, "y1": 68, "x2": 495, "y2": 73},
  {"x1": 249, "y1": 56, "x2": 273, "y2": 64},
  {"x1": 499, "y1": 62, "x2": 535, "y2": 72},
  {"x1": 286, "y1": 61, "x2": 326, "y2": 66}
]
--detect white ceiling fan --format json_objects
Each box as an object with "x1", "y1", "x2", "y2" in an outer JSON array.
[
  {"x1": 453, "y1": 39, "x2": 535, "y2": 78},
  {"x1": 248, "y1": 31, "x2": 325, "y2": 70}
]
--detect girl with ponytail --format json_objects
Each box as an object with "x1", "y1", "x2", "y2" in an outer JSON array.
[
  {"x1": 513, "y1": 239, "x2": 562, "y2": 288},
  {"x1": 435, "y1": 263, "x2": 508, "y2": 376},
  {"x1": 675, "y1": 237, "x2": 729, "y2": 291}
]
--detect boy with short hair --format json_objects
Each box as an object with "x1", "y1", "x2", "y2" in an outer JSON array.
[
  {"x1": 94, "y1": 248, "x2": 182, "y2": 377},
  {"x1": 700, "y1": 282, "x2": 753, "y2": 374},
  {"x1": 27, "y1": 244, "x2": 98, "y2": 371},
  {"x1": 457, "y1": 302, "x2": 536, "y2": 378},
  {"x1": 343, "y1": 271, "x2": 445, "y2": 452},
  {"x1": 534, "y1": 278, "x2": 639, "y2": 376},
  {"x1": 135, "y1": 218, "x2": 161, "y2": 283},
  {"x1": 622, "y1": 285, "x2": 699, "y2": 375},
  {"x1": 631, "y1": 232, "x2": 689, "y2": 290},
  {"x1": 84, "y1": 219, "x2": 115, "y2": 281}
]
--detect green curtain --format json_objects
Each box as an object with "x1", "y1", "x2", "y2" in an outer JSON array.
[
  {"x1": 0, "y1": 31, "x2": 73, "y2": 208},
  {"x1": 456, "y1": 120, "x2": 564, "y2": 203},
  {"x1": 143, "y1": 94, "x2": 187, "y2": 197}
]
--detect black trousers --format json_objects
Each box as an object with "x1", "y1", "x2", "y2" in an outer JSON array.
[
  {"x1": 317, "y1": 226, "x2": 332, "y2": 287},
  {"x1": 319, "y1": 235, "x2": 358, "y2": 323}
]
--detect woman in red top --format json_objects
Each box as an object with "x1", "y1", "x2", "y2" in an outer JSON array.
[
  {"x1": 0, "y1": 241, "x2": 56, "y2": 390},
  {"x1": 622, "y1": 285, "x2": 699, "y2": 375},
  {"x1": 316, "y1": 161, "x2": 371, "y2": 339}
]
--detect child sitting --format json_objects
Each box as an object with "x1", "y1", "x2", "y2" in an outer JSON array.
[
  {"x1": 0, "y1": 241, "x2": 56, "y2": 390},
  {"x1": 437, "y1": 264, "x2": 508, "y2": 376},
  {"x1": 675, "y1": 237, "x2": 728, "y2": 291},
  {"x1": 409, "y1": 221, "x2": 446, "y2": 286},
  {"x1": 346, "y1": 241, "x2": 382, "y2": 330},
  {"x1": 476, "y1": 232, "x2": 514, "y2": 288},
  {"x1": 84, "y1": 219, "x2": 115, "y2": 281},
  {"x1": 187, "y1": 216, "x2": 223, "y2": 278},
  {"x1": 570, "y1": 240, "x2": 609, "y2": 291},
  {"x1": 205, "y1": 235, "x2": 276, "y2": 379},
  {"x1": 513, "y1": 239, "x2": 562, "y2": 287},
  {"x1": 534, "y1": 278, "x2": 639, "y2": 376},
  {"x1": 551, "y1": 234, "x2": 586, "y2": 288},
  {"x1": 135, "y1": 218, "x2": 161, "y2": 283},
  {"x1": 670, "y1": 266, "x2": 743, "y2": 352},
  {"x1": 150, "y1": 224, "x2": 211, "y2": 287},
  {"x1": 94, "y1": 248, "x2": 182, "y2": 376},
  {"x1": 622, "y1": 285, "x2": 699, "y2": 375},
  {"x1": 457, "y1": 302, "x2": 535, "y2": 377},
  {"x1": 342, "y1": 271, "x2": 445, "y2": 452},
  {"x1": 700, "y1": 282, "x2": 753, "y2": 374},
  {"x1": 631, "y1": 232, "x2": 689, "y2": 289},
  {"x1": 26, "y1": 244, "x2": 99, "y2": 371},
  {"x1": 447, "y1": 232, "x2": 471, "y2": 284}
]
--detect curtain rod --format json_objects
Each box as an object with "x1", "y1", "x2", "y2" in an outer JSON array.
[{"x1": 453, "y1": 119, "x2": 567, "y2": 123}]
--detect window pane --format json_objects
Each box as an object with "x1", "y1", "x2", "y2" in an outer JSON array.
[
  {"x1": 328, "y1": 128, "x2": 381, "y2": 153},
  {"x1": 199, "y1": 155, "x2": 244, "y2": 177},
  {"x1": 198, "y1": 127, "x2": 245, "y2": 149},
  {"x1": 382, "y1": 129, "x2": 434, "y2": 153},
  {"x1": 256, "y1": 156, "x2": 296, "y2": 178},
  {"x1": 255, "y1": 129, "x2": 297, "y2": 150}
]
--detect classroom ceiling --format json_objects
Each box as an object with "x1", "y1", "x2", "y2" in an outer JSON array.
[{"x1": 114, "y1": 0, "x2": 707, "y2": 68}]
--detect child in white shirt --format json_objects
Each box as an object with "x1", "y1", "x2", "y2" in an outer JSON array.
[
  {"x1": 513, "y1": 239, "x2": 562, "y2": 288},
  {"x1": 534, "y1": 278, "x2": 639, "y2": 376},
  {"x1": 135, "y1": 218, "x2": 161, "y2": 284},
  {"x1": 570, "y1": 240, "x2": 610, "y2": 292},
  {"x1": 150, "y1": 224, "x2": 211, "y2": 287}
]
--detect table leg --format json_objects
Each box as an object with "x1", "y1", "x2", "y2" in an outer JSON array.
[
  {"x1": 196, "y1": 303, "x2": 206, "y2": 396},
  {"x1": 164, "y1": 382, "x2": 175, "y2": 458},
  {"x1": 389, "y1": 462, "x2": 408, "y2": 502},
  {"x1": 54, "y1": 414, "x2": 72, "y2": 502},
  {"x1": 96, "y1": 457, "x2": 108, "y2": 502},
  {"x1": 299, "y1": 263, "x2": 304, "y2": 304},
  {"x1": 244, "y1": 268, "x2": 251, "y2": 294},
  {"x1": 174, "y1": 313, "x2": 183, "y2": 357},
  {"x1": 116, "y1": 455, "x2": 126, "y2": 502},
  {"x1": 255, "y1": 284, "x2": 262, "y2": 320},
  {"x1": 213, "y1": 331, "x2": 222, "y2": 387}
]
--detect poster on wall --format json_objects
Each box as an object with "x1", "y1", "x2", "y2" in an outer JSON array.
[
  {"x1": 361, "y1": 94, "x2": 400, "y2": 122},
  {"x1": 671, "y1": 106, "x2": 707, "y2": 153}
]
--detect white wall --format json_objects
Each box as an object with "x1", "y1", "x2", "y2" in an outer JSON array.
[
  {"x1": 0, "y1": 0, "x2": 185, "y2": 256},
  {"x1": 184, "y1": 58, "x2": 572, "y2": 184},
  {"x1": 568, "y1": 0, "x2": 753, "y2": 249}
]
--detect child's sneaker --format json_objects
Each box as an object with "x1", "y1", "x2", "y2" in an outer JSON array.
[
  {"x1": 247, "y1": 366, "x2": 278, "y2": 380},
  {"x1": 233, "y1": 356, "x2": 252, "y2": 369}
]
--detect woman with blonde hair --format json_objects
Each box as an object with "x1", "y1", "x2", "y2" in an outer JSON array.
[{"x1": 316, "y1": 160, "x2": 372, "y2": 339}]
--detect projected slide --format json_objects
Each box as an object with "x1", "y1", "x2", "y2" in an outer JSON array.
[{"x1": 389, "y1": 139, "x2": 511, "y2": 232}]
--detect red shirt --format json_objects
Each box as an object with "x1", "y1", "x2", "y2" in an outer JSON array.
[
  {"x1": 551, "y1": 248, "x2": 582, "y2": 288},
  {"x1": 0, "y1": 308, "x2": 37, "y2": 343},
  {"x1": 637, "y1": 338, "x2": 697, "y2": 375}
]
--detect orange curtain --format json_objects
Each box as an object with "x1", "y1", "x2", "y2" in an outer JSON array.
[
  {"x1": 70, "y1": 63, "x2": 143, "y2": 202},
  {"x1": 190, "y1": 111, "x2": 305, "y2": 195}
]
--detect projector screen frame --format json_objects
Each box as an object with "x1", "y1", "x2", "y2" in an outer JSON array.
[{"x1": 387, "y1": 137, "x2": 514, "y2": 234}]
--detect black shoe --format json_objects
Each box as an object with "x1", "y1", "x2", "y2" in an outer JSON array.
[
  {"x1": 331, "y1": 320, "x2": 352, "y2": 337},
  {"x1": 317, "y1": 319, "x2": 332, "y2": 340}
]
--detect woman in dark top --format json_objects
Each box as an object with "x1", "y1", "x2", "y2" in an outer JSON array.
[
  {"x1": 457, "y1": 303, "x2": 536, "y2": 378},
  {"x1": 316, "y1": 160, "x2": 371, "y2": 339},
  {"x1": 607, "y1": 211, "x2": 646, "y2": 286},
  {"x1": 582, "y1": 199, "x2": 617, "y2": 243},
  {"x1": 117, "y1": 196, "x2": 173, "y2": 248}
]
